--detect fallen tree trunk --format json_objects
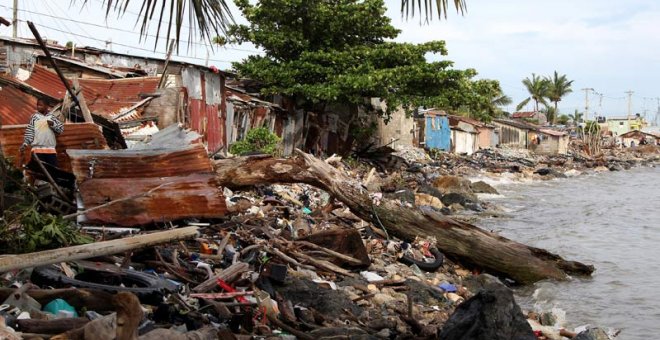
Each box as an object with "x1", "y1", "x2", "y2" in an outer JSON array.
[
  {"x1": 214, "y1": 152, "x2": 593, "y2": 284},
  {"x1": 0, "y1": 227, "x2": 199, "y2": 273}
]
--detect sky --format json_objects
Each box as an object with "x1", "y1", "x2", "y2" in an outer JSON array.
[{"x1": 0, "y1": 0, "x2": 659, "y2": 123}]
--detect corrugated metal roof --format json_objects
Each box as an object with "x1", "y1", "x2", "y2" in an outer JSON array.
[
  {"x1": 0, "y1": 85, "x2": 36, "y2": 125},
  {"x1": 23, "y1": 65, "x2": 159, "y2": 118},
  {"x1": 23, "y1": 64, "x2": 69, "y2": 99},
  {"x1": 493, "y1": 119, "x2": 539, "y2": 131},
  {"x1": 78, "y1": 174, "x2": 227, "y2": 226},
  {"x1": 79, "y1": 77, "x2": 160, "y2": 116},
  {"x1": 0, "y1": 123, "x2": 109, "y2": 171},
  {"x1": 67, "y1": 144, "x2": 212, "y2": 181},
  {"x1": 512, "y1": 111, "x2": 537, "y2": 118},
  {"x1": 131, "y1": 124, "x2": 202, "y2": 150},
  {"x1": 539, "y1": 128, "x2": 567, "y2": 137}
]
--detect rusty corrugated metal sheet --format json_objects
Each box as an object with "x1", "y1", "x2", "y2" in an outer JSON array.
[
  {"x1": 0, "y1": 85, "x2": 36, "y2": 125},
  {"x1": 79, "y1": 77, "x2": 160, "y2": 116},
  {"x1": 67, "y1": 144, "x2": 212, "y2": 181},
  {"x1": 78, "y1": 174, "x2": 227, "y2": 226},
  {"x1": 23, "y1": 64, "x2": 70, "y2": 99},
  {"x1": 0, "y1": 123, "x2": 109, "y2": 171}
]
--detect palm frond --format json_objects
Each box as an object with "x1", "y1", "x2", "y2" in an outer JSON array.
[
  {"x1": 516, "y1": 97, "x2": 531, "y2": 111},
  {"x1": 80, "y1": 0, "x2": 234, "y2": 50},
  {"x1": 401, "y1": 0, "x2": 467, "y2": 20}
]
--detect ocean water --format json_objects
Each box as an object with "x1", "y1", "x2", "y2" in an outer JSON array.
[{"x1": 478, "y1": 165, "x2": 660, "y2": 340}]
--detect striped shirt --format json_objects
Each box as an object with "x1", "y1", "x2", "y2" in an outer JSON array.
[{"x1": 23, "y1": 113, "x2": 64, "y2": 152}]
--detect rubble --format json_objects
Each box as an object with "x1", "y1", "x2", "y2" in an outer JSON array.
[{"x1": 2, "y1": 120, "x2": 656, "y2": 339}]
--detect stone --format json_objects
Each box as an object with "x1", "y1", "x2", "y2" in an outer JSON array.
[
  {"x1": 438, "y1": 274, "x2": 536, "y2": 340},
  {"x1": 372, "y1": 293, "x2": 396, "y2": 305},
  {"x1": 470, "y1": 181, "x2": 499, "y2": 194},
  {"x1": 415, "y1": 193, "x2": 444, "y2": 209},
  {"x1": 573, "y1": 327, "x2": 610, "y2": 340}
]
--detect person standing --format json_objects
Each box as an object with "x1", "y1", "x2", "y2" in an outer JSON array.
[{"x1": 19, "y1": 98, "x2": 64, "y2": 167}]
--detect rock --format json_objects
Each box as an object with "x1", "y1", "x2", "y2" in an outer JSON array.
[
  {"x1": 309, "y1": 326, "x2": 372, "y2": 339},
  {"x1": 415, "y1": 193, "x2": 444, "y2": 209},
  {"x1": 564, "y1": 169, "x2": 582, "y2": 177},
  {"x1": 608, "y1": 164, "x2": 624, "y2": 171},
  {"x1": 438, "y1": 274, "x2": 535, "y2": 340},
  {"x1": 573, "y1": 327, "x2": 610, "y2": 340},
  {"x1": 534, "y1": 168, "x2": 567, "y2": 178},
  {"x1": 470, "y1": 181, "x2": 499, "y2": 194},
  {"x1": 372, "y1": 293, "x2": 396, "y2": 305},
  {"x1": 442, "y1": 193, "x2": 476, "y2": 207},
  {"x1": 375, "y1": 328, "x2": 391, "y2": 339},
  {"x1": 433, "y1": 176, "x2": 476, "y2": 198},
  {"x1": 593, "y1": 166, "x2": 609, "y2": 172}
]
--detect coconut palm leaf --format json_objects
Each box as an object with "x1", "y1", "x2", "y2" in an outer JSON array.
[
  {"x1": 517, "y1": 73, "x2": 549, "y2": 112},
  {"x1": 401, "y1": 0, "x2": 467, "y2": 21},
  {"x1": 516, "y1": 97, "x2": 531, "y2": 112},
  {"x1": 80, "y1": 0, "x2": 234, "y2": 50},
  {"x1": 545, "y1": 71, "x2": 574, "y2": 124}
]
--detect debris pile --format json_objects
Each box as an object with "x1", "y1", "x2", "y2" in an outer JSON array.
[{"x1": 2, "y1": 123, "x2": 655, "y2": 339}]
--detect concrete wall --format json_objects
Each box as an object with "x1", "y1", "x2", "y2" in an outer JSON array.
[
  {"x1": 375, "y1": 107, "x2": 415, "y2": 148},
  {"x1": 476, "y1": 127, "x2": 494, "y2": 149},
  {"x1": 493, "y1": 121, "x2": 528, "y2": 148}
]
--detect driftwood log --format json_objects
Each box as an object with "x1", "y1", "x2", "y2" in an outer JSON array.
[{"x1": 214, "y1": 151, "x2": 594, "y2": 284}]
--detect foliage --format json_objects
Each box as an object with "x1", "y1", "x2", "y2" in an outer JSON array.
[
  {"x1": 557, "y1": 114, "x2": 570, "y2": 125},
  {"x1": 65, "y1": 41, "x2": 74, "y2": 49},
  {"x1": 401, "y1": 0, "x2": 467, "y2": 20},
  {"x1": 569, "y1": 110, "x2": 584, "y2": 125},
  {"x1": 81, "y1": 0, "x2": 234, "y2": 50},
  {"x1": 545, "y1": 71, "x2": 574, "y2": 124},
  {"x1": 0, "y1": 204, "x2": 92, "y2": 254},
  {"x1": 230, "y1": 0, "x2": 500, "y2": 122},
  {"x1": 230, "y1": 127, "x2": 281, "y2": 156},
  {"x1": 517, "y1": 73, "x2": 549, "y2": 112},
  {"x1": 539, "y1": 106, "x2": 556, "y2": 124},
  {"x1": 212, "y1": 36, "x2": 227, "y2": 46}
]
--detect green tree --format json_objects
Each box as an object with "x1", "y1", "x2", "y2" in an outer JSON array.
[
  {"x1": 545, "y1": 71, "x2": 574, "y2": 125},
  {"x1": 229, "y1": 0, "x2": 483, "y2": 118},
  {"x1": 458, "y1": 79, "x2": 511, "y2": 122},
  {"x1": 516, "y1": 73, "x2": 549, "y2": 112},
  {"x1": 85, "y1": 0, "x2": 466, "y2": 49},
  {"x1": 539, "y1": 106, "x2": 557, "y2": 124},
  {"x1": 569, "y1": 110, "x2": 584, "y2": 125},
  {"x1": 557, "y1": 114, "x2": 570, "y2": 125}
]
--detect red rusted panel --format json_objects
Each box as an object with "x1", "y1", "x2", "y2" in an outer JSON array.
[
  {"x1": 79, "y1": 174, "x2": 227, "y2": 226},
  {"x1": 188, "y1": 99, "x2": 206, "y2": 144},
  {"x1": 23, "y1": 64, "x2": 69, "y2": 99},
  {"x1": 79, "y1": 77, "x2": 159, "y2": 116},
  {"x1": 0, "y1": 123, "x2": 109, "y2": 171},
  {"x1": 67, "y1": 144, "x2": 212, "y2": 181},
  {"x1": 206, "y1": 104, "x2": 223, "y2": 153},
  {"x1": 0, "y1": 85, "x2": 36, "y2": 125}
]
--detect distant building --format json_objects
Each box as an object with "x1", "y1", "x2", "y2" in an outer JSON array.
[
  {"x1": 511, "y1": 111, "x2": 548, "y2": 125},
  {"x1": 607, "y1": 115, "x2": 647, "y2": 136},
  {"x1": 618, "y1": 130, "x2": 659, "y2": 146},
  {"x1": 448, "y1": 115, "x2": 498, "y2": 149}
]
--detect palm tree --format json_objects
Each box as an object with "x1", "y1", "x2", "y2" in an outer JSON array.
[
  {"x1": 85, "y1": 1, "x2": 466, "y2": 49},
  {"x1": 545, "y1": 71, "x2": 574, "y2": 125},
  {"x1": 516, "y1": 74, "x2": 549, "y2": 112},
  {"x1": 568, "y1": 110, "x2": 584, "y2": 125}
]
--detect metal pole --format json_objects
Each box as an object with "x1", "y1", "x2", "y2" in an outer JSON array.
[
  {"x1": 12, "y1": 0, "x2": 17, "y2": 38},
  {"x1": 26, "y1": 21, "x2": 83, "y2": 113}
]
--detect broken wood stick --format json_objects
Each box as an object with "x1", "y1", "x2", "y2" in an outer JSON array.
[
  {"x1": 293, "y1": 240, "x2": 364, "y2": 266},
  {"x1": 192, "y1": 262, "x2": 249, "y2": 293},
  {"x1": 0, "y1": 227, "x2": 199, "y2": 272},
  {"x1": 289, "y1": 250, "x2": 357, "y2": 278},
  {"x1": 213, "y1": 150, "x2": 594, "y2": 284},
  {"x1": 16, "y1": 318, "x2": 89, "y2": 335}
]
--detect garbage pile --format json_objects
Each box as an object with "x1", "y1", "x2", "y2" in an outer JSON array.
[{"x1": 2, "y1": 133, "x2": 653, "y2": 339}]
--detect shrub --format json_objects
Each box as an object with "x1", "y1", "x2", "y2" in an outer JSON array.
[{"x1": 230, "y1": 127, "x2": 281, "y2": 156}]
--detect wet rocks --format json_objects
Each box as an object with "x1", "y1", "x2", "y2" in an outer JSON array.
[
  {"x1": 574, "y1": 327, "x2": 611, "y2": 340},
  {"x1": 438, "y1": 274, "x2": 535, "y2": 340},
  {"x1": 470, "y1": 181, "x2": 499, "y2": 194}
]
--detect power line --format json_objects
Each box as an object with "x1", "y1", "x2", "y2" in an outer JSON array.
[
  {"x1": 0, "y1": 3, "x2": 260, "y2": 54},
  {"x1": 15, "y1": 19, "x2": 237, "y2": 65}
]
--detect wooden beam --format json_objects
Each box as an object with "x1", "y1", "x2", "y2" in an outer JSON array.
[{"x1": 0, "y1": 227, "x2": 199, "y2": 272}]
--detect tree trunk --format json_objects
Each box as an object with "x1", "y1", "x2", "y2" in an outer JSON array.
[
  {"x1": 214, "y1": 152, "x2": 593, "y2": 284},
  {"x1": 16, "y1": 318, "x2": 90, "y2": 335}
]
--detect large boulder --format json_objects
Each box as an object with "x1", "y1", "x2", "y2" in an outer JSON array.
[
  {"x1": 439, "y1": 274, "x2": 535, "y2": 340},
  {"x1": 432, "y1": 176, "x2": 478, "y2": 204},
  {"x1": 470, "y1": 181, "x2": 499, "y2": 194}
]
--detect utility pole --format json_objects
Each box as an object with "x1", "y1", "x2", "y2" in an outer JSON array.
[
  {"x1": 582, "y1": 88, "x2": 594, "y2": 121},
  {"x1": 625, "y1": 90, "x2": 634, "y2": 126},
  {"x1": 12, "y1": 0, "x2": 18, "y2": 38}
]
